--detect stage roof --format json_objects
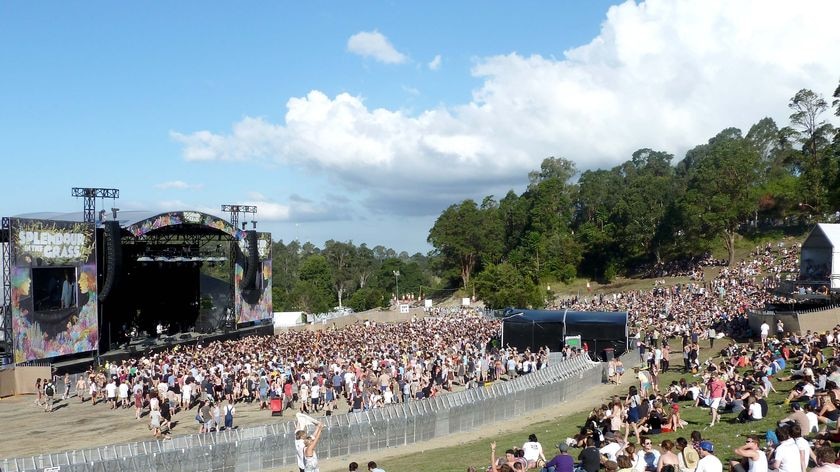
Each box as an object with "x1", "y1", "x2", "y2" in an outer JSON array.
[
  {"x1": 12, "y1": 210, "x2": 224, "y2": 228},
  {"x1": 503, "y1": 308, "x2": 628, "y2": 325}
]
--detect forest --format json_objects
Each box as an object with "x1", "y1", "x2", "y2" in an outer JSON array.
[{"x1": 271, "y1": 82, "x2": 840, "y2": 313}]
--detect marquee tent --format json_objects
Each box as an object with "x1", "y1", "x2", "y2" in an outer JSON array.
[
  {"x1": 501, "y1": 309, "x2": 628, "y2": 360},
  {"x1": 800, "y1": 223, "x2": 840, "y2": 290}
]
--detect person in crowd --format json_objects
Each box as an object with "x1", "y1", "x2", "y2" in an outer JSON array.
[
  {"x1": 730, "y1": 435, "x2": 767, "y2": 472},
  {"x1": 538, "y1": 441, "x2": 574, "y2": 472},
  {"x1": 675, "y1": 437, "x2": 698, "y2": 472},
  {"x1": 302, "y1": 422, "x2": 324, "y2": 472},
  {"x1": 523, "y1": 433, "x2": 546, "y2": 469},
  {"x1": 695, "y1": 442, "x2": 721, "y2": 472}
]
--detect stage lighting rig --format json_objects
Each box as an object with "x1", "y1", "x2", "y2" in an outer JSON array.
[
  {"x1": 221, "y1": 204, "x2": 257, "y2": 230},
  {"x1": 72, "y1": 187, "x2": 119, "y2": 223}
]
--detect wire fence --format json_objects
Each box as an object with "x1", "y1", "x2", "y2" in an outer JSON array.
[{"x1": 2, "y1": 354, "x2": 604, "y2": 472}]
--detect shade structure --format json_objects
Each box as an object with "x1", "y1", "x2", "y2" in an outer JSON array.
[{"x1": 502, "y1": 308, "x2": 628, "y2": 360}]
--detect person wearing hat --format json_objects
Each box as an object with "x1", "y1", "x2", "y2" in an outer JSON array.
[
  {"x1": 539, "y1": 442, "x2": 574, "y2": 472},
  {"x1": 695, "y1": 441, "x2": 721, "y2": 472}
]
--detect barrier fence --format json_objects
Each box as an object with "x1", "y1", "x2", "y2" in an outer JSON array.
[{"x1": 3, "y1": 355, "x2": 603, "y2": 472}]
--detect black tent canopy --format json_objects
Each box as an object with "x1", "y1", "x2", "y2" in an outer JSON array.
[{"x1": 501, "y1": 308, "x2": 628, "y2": 359}]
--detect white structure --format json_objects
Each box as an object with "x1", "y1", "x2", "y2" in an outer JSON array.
[
  {"x1": 273, "y1": 311, "x2": 304, "y2": 327},
  {"x1": 800, "y1": 223, "x2": 840, "y2": 290}
]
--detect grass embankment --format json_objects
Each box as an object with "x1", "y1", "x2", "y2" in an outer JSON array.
[{"x1": 373, "y1": 343, "x2": 797, "y2": 472}]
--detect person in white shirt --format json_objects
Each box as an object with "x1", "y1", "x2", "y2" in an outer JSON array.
[
  {"x1": 760, "y1": 322, "x2": 770, "y2": 345},
  {"x1": 105, "y1": 380, "x2": 118, "y2": 410},
  {"x1": 522, "y1": 433, "x2": 546, "y2": 468},
  {"x1": 118, "y1": 381, "x2": 129, "y2": 408},
  {"x1": 730, "y1": 435, "x2": 767, "y2": 472},
  {"x1": 805, "y1": 404, "x2": 820, "y2": 433},
  {"x1": 772, "y1": 426, "x2": 803, "y2": 472},
  {"x1": 599, "y1": 433, "x2": 623, "y2": 462},
  {"x1": 634, "y1": 437, "x2": 661, "y2": 472},
  {"x1": 695, "y1": 441, "x2": 722, "y2": 472},
  {"x1": 295, "y1": 430, "x2": 306, "y2": 472}
]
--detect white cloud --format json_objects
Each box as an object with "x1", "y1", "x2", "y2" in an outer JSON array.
[
  {"x1": 428, "y1": 54, "x2": 442, "y2": 71},
  {"x1": 245, "y1": 200, "x2": 291, "y2": 221},
  {"x1": 347, "y1": 30, "x2": 407, "y2": 64},
  {"x1": 175, "y1": 0, "x2": 840, "y2": 217},
  {"x1": 154, "y1": 180, "x2": 203, "y2": 190}
]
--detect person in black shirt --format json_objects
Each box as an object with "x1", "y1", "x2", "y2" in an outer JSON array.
[{"x1": 578, "y1": 437, "x2": 601, "y2": 472}]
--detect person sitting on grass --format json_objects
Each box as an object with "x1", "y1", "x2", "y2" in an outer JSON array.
[
  {"x1": 537, "y1": 441, "x2": 574, "y2": 472},
  {"x1": 730, "y1": 435, "x2": 766, "y2": 472},
  {"x1": 784, "y1": 376, "x2": 816, "y2": 405}
]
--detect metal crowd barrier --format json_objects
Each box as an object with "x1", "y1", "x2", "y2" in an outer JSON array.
[{"x1": 2, "y1": 355, "x2": 603, "y2": 472}]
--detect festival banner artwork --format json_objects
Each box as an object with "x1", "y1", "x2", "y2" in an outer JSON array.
[{"x1": 10, "y1": 218, "x2": 99, "y2": 362}]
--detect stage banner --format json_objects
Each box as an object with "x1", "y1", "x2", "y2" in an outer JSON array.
[
  {"x1": 235, "y1": 232, "x2": 272, "y2": 323},
  {"x1": 126, "y1": 211, "x2": 245, "y2": 240},
  {"x1": 9, "y1": 218, "x2": 98, "y2": 362}
]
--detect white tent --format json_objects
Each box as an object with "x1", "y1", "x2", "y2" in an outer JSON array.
[{"x1": 800, "y1": 223, "x2": 840, "y2": 290}]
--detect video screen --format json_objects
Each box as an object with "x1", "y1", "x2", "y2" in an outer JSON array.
[{"x1": 31, "y1": 267, "x2": 76, "y2": 312}]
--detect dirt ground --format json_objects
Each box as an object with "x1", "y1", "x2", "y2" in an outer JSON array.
[
  {"x1": 0, "y1": 306, "x2": 477, "y2": 460},
  {"x1": 0, "y1": 371, "x2": 626, "y2": 468}
]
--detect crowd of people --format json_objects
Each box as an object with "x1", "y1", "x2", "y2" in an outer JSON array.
[
  {"x1": 32, "y1": 308, "x2": 564, "y2": 443},
  {"x1": 552, "y1": 242, "x2": 801, "y2": 348},
  {"x1": 482, "y1": 322, "x2": 840, "y2": 472},
  {"x1": 30, "y1": 237, "x2": 840, "y2": 472}
]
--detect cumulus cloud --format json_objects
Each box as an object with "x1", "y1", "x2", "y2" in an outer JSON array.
[
  {"x1": 154, "y1": 180, "x2": 203, "y2": 190},
  {"x1": 428, "y1": 54, "x2": 442, "y2": 71},
  {"x1": 175, "y1": 0, "x2": 840, "y2": 218},
  {"x1": 347, "y1": 30, "x2": 407, "y2": 64}
]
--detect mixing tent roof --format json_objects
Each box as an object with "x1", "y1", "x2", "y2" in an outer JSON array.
[{"x1": 802, "y1": 224, "x2": 840, "y2": 250}]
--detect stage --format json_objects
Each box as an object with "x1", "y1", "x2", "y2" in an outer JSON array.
[{"x1": 2, "y1": 202, "x2": 274, "y2": 368}]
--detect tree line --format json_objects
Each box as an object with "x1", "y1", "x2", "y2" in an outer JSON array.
[
  {"x1": 428, "y1": 83, "x2": 840, "y2": 309},
  {"x1": 271, "y1": 239, "x2": 439, "y2": 314},
  {"x1": 273, "y1": 82, "x2": 840, "y2": 313}
]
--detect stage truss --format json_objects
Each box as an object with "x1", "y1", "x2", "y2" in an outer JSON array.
[{"x1": 1, "y1": 217, "x2": 12, "y2": 365}]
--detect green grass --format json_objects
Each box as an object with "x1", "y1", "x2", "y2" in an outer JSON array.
[{"x1": 374, "y1": 343, "x2": 801, "y2": 472}]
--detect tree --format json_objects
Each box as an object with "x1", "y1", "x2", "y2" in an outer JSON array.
[
  {"x1": 347, "y1": 286, "x2": 386, "y2": 312},
  {"x1": 680, "y1": 129, "x2": 761, "y2": 265},
  {"x1": 474, "y1": 262, "x2": 544, "y2": 309},
  {"x1": 293, "y1": 254, "x2": 333, "y2": 313},
  {"x1": 428, "y1": 200, "x2": 497, "y2": 289},
  {"x1": 353, "y1": 244, "x2": 377, "y2": 289},
  {"x1": 322, "y1": 240, "x2": 355, "y2": 308},
  {"x1": 528, "y1": 156, "x2": 576, "y2": 189},
  {"x1": 271, "y1": 240, "x2": 302, "y2": 310},
  {"x1": 611, "y1": 149, "x2": 676, "y2": 265},
  {"x1": 786, "y1": 89, "x2": 835, "y2": 210}
]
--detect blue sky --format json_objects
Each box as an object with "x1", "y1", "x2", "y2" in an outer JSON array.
[{"x1": 2, "y1": 1, "x2": 839, "y2": 254}]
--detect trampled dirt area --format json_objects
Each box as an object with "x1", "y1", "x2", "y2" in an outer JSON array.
[{"x1": 0, "y1": 372, "x2": 628, "y2": 470}]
